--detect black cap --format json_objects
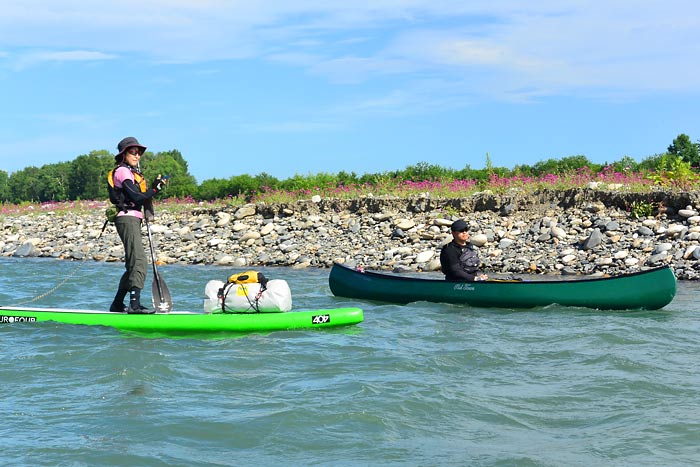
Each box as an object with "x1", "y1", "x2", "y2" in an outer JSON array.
[
  {"x1": 115, "y1": 137, "x2": 147, "y2": 161},
  {"x1": 450, "y1": 219, "x2": 469, "y2": 232}
]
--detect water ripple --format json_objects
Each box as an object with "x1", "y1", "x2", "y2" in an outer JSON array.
[{"x1": 1, "y1": 258, "x2": 699, "y2": 466}]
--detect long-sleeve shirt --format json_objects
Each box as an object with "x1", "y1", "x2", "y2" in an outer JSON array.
[
  {"x1": 113, "y1": 166, "x2": 158, "y2": 219},
  {"x1": 439, "y1": 240, "x2": 481, "y2": 281}
]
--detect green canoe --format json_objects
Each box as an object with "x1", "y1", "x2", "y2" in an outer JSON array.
[
  {"x1": 0, "y1": 306, "x2": 364, "y2": 334},
  {"x1": 329, "y1": 263, "x2": 676, "y2": 310}
]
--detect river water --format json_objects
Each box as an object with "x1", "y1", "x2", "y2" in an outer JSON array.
[{"x1": 1, "y1": 257, "x2": 698, "y2": 467}]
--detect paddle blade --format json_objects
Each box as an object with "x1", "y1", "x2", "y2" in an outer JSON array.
[{"x1": 152, "y1": 276, "x2": 173, "y2": 312}]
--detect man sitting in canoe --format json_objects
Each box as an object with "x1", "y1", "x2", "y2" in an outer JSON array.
[{"x1": 439, "y1": 219, "x2": 489, "y2": 282}]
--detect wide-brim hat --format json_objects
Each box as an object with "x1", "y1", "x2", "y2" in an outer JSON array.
[{"x1": 115, "y1": 136, "x2": 147, "y2": 161}]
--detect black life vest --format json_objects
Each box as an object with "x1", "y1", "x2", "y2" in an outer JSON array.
[{"x1": 459, "y1": 245, "x2": 481, "y2": 275}]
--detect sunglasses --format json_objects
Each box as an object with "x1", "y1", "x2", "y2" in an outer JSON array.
[{"x1": 126, "y1": 148, "x2": 142, "y2": 156}]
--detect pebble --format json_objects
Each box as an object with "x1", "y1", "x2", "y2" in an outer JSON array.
[{"x1": 4, "y1": 189, "x2": 700, "y2": 280}]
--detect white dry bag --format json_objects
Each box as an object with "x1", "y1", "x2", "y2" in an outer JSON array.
[{"x1": 203, "y1": 279, "x2": 292, "y2": 313}]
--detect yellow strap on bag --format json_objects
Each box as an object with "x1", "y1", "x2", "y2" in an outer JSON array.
[
  {"x1": 228, "y1": 271, "x2": 265, "y2": 285},
  {"x1": 221, "y1": 271, "x2": 270, "y2": 313}
]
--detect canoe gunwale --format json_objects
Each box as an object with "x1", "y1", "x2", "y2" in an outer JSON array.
[{"x1": 336, "y1": 263, "x2": 674, "y2": 285}]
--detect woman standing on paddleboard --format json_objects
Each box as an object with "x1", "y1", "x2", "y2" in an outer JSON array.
[{"x1": 107, "y1": 137, "x2": 168, "y2": 313}]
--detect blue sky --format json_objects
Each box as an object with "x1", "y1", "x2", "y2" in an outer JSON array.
[{"x1": 1, "y1": 1, "x2": 699, "y2": 183}]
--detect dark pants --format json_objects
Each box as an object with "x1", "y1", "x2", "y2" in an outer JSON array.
[{"x1": 115, "y1": 215, "x2": 147, "y2": 290}]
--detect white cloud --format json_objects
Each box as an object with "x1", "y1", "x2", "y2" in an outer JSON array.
[
  {"x1": 434, "y1": 39, "x2": 511, "y2": 67},
  {"x1": 32, "y1": 50, "x2": 115, "y2": 62},
  {"x1": 332, "y1": 79, "x2": 482, "y2": 117},
  {"x1": 9, "y1": 49, "x2": 116, "y2": 70},
  {"x1": 1, "y1": 0, "x2": 699, "y2": 96}
]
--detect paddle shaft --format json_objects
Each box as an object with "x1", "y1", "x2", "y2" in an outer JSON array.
[{"x1": 145, "y1": 219, "x2": 172, "y2": 312}]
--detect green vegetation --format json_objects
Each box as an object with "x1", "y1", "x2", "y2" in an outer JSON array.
[
  {"x1": 646, "y1": 154, "x2": 698, "y2": 189},
  {"x1": 630, "y1": 200, "x2": 655, "y2": 219},
  {"x1": 1, "y1": 134, "x2": 699, "y2": 213},
  {"x1": 667, "y1": 133, "x2": 700, "y2": 168},
  {"x1": 0, "y1": 149, "x2": 197, "y2": 204}
]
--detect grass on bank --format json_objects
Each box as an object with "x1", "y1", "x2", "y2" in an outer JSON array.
[{"x1": 1, "y1": 164, "x2": 697, "y2": 219}]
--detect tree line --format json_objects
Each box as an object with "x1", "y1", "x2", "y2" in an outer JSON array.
[
  {"x1": 0, "y1": 149, "x2": 197, "y2": 203},
  {"x1": 0, "y1": 134, "x2": 698, "y2": 204}
]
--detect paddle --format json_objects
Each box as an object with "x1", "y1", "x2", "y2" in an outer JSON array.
[{"x1": 145, "y1": 218, "x2": 172, "y2": 312}]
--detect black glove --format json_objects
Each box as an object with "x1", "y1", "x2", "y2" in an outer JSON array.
[{"x1": 152, "y1": 175, "x2": 167, "y2": 192}]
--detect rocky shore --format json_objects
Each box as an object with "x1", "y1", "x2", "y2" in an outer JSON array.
[{"x1": 3, "y1": 188, "x2": 700, "y2": 280}]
